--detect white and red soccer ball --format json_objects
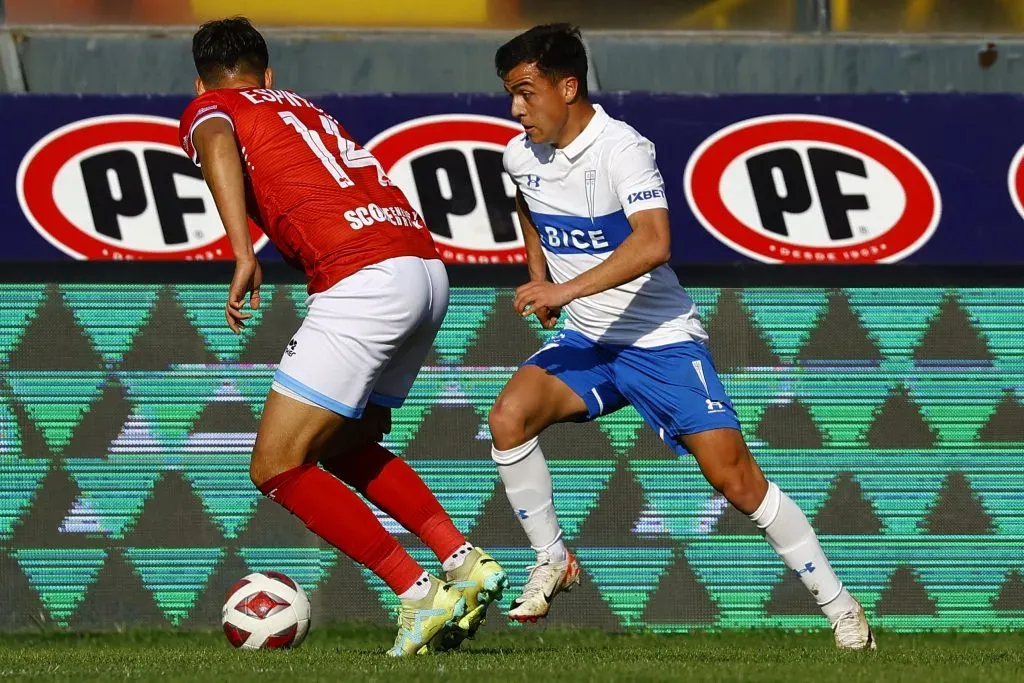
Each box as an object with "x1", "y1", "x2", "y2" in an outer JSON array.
[{"x1": 222, "y1": 571, "x2": 310, "y2": 650}]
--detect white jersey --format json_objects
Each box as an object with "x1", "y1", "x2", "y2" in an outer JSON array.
[{"x1": 504, "y1": 105, "x2": 707, "y2": 348}]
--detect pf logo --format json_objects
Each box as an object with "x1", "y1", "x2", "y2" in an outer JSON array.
[
  {"x1": 17, "y1": 114, "x2": 267, "y2": 260},
  {"x1": 364, "y1": 114, "x2": 524, "y2": 264},
  {"x1": 1006, "y1": 143, "x2": 1024, "y2": 222},
  {"x1": 685, "y1": 114, "x2": 940, "y2": 263}
]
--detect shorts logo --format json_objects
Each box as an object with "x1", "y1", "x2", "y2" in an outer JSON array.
[
  {"x1": 706, "y1": 398, "x2": 726, "y2": 414},
  {"x1": 284, "y1": 339, "x2": 298, "y2": 357}
]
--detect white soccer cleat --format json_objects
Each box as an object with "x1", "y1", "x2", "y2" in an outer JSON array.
[
  {"x1": 508, "y1": 550, "x2": 581, "y2": 623},
  {"x1": 832, "y1": 598, "x2": 877, "y2": 651}
]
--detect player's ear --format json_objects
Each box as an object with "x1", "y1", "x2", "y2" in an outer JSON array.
[
  {"x1": 561, "y1": 75, "x2": 579, "y2": 104},
  {"x1": 264, "y1": 67, "x2": 274, "y2": 89},
  {"x1": 195, "y1": 76, "x2": 206, "y2": 97}
]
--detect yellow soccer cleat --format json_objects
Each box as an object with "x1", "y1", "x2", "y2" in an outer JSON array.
[
  {"x1": 387, "y1": 576, "x2": 466, "y2": 657},
  {"x1": 432, "y1": 548, "x2": 509, "y2": 651}
]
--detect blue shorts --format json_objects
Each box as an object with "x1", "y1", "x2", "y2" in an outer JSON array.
[{"x1": 524, "y1": 330, "x2": 741, "y2": 455}]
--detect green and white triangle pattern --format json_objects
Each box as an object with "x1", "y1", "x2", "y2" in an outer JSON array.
[
  {"x1": 904, "y1": 375, "x2": 1004, "y2": 445},
  {"x1": 13, "y1": 548, "x2": 106, "y2": 626},
  {"x1": 237, "y1": 547, "x2": 338, "y2": 595},
  {"x1": 405, "y1": 460, "x2": 498, "y2": 535},
  {"x1": 61, "y1": 285, "x2": 161, "y2": 365},
  {"x1": 123, "y1": 548, "x2": 223, "y2": 626},
  {"x1": 433, "y1": 289, "x2": 498, "y2": 365},
  {"x1": 597, "y1": 407, "x2": 646, "y2": 456},
  {"x1": 377, "y1": 368, "x2": 458, "y2": 456},
  {"x1": 846, "y1": 288, "x2": 944, "y2": 363},
  {"x1": 118, "y1": 370, "x2": 225, "y2": 444},
  {"x1": 178, "y1": 445, "x2": 259, "y2": 540},
  {"x1": 630, "y1": 460, "x2": 718, "y2": 539},
  {"x1": 175, "y1": 285, "x2": 267, "y2": 362},
  {"x1": 62, "y1": 455, "x2": 166, "y2": 539},
  {"x1": 286, "y1": 286, "x2": 310, "y2": 316},
  {"x1": 6, "y1": 372, "x2": 108, "y2": 453},
  {"x1": 741, "y1": 289, "x2": 829, "y2": 361},
  {"x1": 550, "y1": 460, "x2": 617, "y2": 540},
  {"x1": 229, "y1": 369, "x2": 275, "y2": 421},
  {"x1": 0, "y1": 394, "x2": 49, "y2": 540},
  {"x1": 0, "y1": 456, "x2": 49, "y2": 541},
  {"x1": 687, "y1": 287, "x2": 721, "y2": 325},
  {"x1": 959, "y1": 289, "x2": 1024, "y2": 365},
  {"x1": 0, "y1": 284, "x2": 47, "y2": 364},
  {"x1": 576, "y1": 547, "x2": 676, "y2": 628}
]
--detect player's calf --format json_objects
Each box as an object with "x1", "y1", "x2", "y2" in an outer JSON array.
[{"x1": 684, "y1": 428, "x2": 876, "y2": 649}]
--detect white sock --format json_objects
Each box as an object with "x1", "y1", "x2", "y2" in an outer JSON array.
[
  {"x1": 442, "y1": 542, "x2": 475, "y2": 573},
  {"x1": 492, "y1": 437, "x2": 568, "y2": 563},
  {"x1": 536, "y1": 538, "x2": 568, "y2": 564},
  {"x1": 397, "y1": 572, "x2": 431, "y2": 602},
  {"x1": 749, "y1": 481, "x2": 857, "y2": 623}
]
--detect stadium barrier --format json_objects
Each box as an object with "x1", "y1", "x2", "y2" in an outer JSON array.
[{"x1": 0, "y1": 264, "x2": 1022, "y2": 632}]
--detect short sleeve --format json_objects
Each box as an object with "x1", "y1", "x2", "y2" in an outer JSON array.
[
  {"x1": 610, "y1": 137, "x2": 669, "y2": 217},
  {"x1": 179, "y1": 93, "x2": 236, "y2": 166},
  {"x1": 502, "y1": 139, "x2": 516, "y2": 180}
]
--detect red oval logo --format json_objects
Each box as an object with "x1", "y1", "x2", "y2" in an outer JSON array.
[
  {"x1": 1007, "y1": 144, "x2": 1024, "y2": 222},
  {"x1": 17, "y1": 114, "x2": 267, "y2": 260},
  {"x1": 684, "y1": 114, "x2": 940, "y2": 263},
  {"x1": 364, "y1": 114, "x2": 524, "y2": 264}
]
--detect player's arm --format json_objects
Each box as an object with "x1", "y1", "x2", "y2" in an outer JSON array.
[
  {"x1": 518, "y1": 189, "x2": 548, "y2": 283},
  {"x1": 514, "y1": 139, "x2": 670, "y2": 317},
  {"x1": 555, "y1": 208, "x2": 670, "y2": 300},
  {"x1": 191, "y1": 117, "x2": 262, "y2": 333},
  {"x1": 515, "y1": 189, "x2": 561, "y2": 329}
]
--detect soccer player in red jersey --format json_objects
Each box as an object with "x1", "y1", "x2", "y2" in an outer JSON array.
[{"x1": 180, "y1": 17, "x2": 507, "y2": 656}]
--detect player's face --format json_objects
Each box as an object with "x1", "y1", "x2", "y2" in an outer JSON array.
[{"x1": 503, "y1": 62, "x2": 573, "y2": 146}]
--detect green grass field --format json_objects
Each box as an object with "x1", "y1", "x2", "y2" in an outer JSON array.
[{"x1": 1, "y1": 626, "x2": 1021, "y2": 683}]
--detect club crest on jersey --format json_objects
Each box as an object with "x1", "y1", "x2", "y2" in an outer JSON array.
[{"x1": 585, "y1": 169, "x2": 597, "y2": 224}]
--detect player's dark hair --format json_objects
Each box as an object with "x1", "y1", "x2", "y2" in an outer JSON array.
[
  {"x1": 495, "y1": 23, "x2": 589, "y2": 99},
  {"x1": 192, "y1": 17, "x2": 269, "y2": 84}
]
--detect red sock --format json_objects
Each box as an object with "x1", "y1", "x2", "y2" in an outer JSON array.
[
  {"x1": 258, "y1": 464, "x2": 423, "y2": 594},
  {"x1": 323, "y1": 444, "x2": 467, "y2": 564}
]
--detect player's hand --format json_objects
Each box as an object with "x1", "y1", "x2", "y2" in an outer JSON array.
[
  {"x1": 226, "y1": 256, "x2": 262, "y2": 334},
  {"x1": 536, "y1": 305, "x2": 561, "y2": 329},
  {"x1": 515, "y1": 281, "x2": 574, "y2": 320}
]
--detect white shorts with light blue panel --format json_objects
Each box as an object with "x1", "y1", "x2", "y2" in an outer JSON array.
[{"x1": 271, "y1": 256, "x2": 449, "y2": 419}]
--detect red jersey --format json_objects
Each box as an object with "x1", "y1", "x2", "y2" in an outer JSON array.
[{"x1": 180, "y1": 88, "x2": 438, "y2": 293}]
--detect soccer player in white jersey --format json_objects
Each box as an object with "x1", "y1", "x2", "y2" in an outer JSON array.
[{"x1": 488, "y1": 24, "x2": 875, "y2": 650}]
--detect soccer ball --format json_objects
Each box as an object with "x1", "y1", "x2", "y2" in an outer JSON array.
[{"x1": 222, "y1": 571, "x2": 311, "y2": 650}]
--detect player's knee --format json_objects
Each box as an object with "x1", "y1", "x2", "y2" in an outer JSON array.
[
  {"x1": 249, "y1": 437, "x2": 308, "y2": 489},
  {"x1": 710, "y1": 461, "x2": 768, "y2": 514},
  {"x1": 489, "y1": 395, "x2": 535, "y2": 450}
]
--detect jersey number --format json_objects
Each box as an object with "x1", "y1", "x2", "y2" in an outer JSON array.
[{"x1": 278, "y1": 111, "x2": 391, "y2": 188}]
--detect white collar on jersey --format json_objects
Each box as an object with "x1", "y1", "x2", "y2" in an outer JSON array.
[{"x1": 558, "y1": 104, "x2": 610, "y2": 160}]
